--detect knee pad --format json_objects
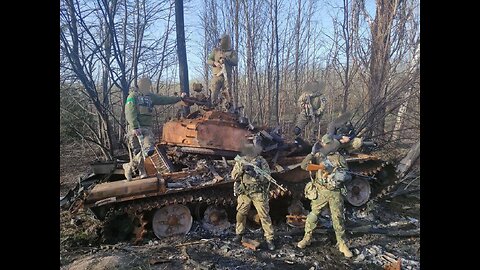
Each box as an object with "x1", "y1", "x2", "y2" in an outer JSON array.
[{"x1": 306, "y1": 212, "x2": 318, "y2": 224}]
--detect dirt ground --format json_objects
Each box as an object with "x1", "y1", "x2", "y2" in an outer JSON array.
[{"x1": 60, "y1": 144, "x2": 420, "y2": 270}]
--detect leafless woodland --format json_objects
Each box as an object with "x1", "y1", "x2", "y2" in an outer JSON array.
[{"x1": 60, "y1": 0, "x2": 420, "y2": 159}]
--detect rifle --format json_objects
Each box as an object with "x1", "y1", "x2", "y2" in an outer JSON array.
[
  {"x1": 234, "y1": 155, "x2": 288, "y2": 192},
  {"x1": 306, "y1": 163, "x2": 376, "y2": 180},
  {"x1": 181, "y1": 96, "x2": 210, "y2": 107},
  {"x1": 362, "y1": 141, "x2": 377, "y2": 147},
  {"x1": 306, "y1": 163, "x2": 326, "y2": 171}
]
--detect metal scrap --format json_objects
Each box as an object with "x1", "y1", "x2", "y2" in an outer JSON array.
[{"x1": 241, "y1": 237, "x2": 260, "y2": 251}]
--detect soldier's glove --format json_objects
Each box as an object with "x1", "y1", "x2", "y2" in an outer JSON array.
[
  {"x1": 311, "y1": 141, "x2": 321, "y2": 154},
  {"x1": 134, "y1": 128, "x2": 143, "y2": 137},
  {"x1": 244, "y1": 165, "x2": 257, "y2": 177}
]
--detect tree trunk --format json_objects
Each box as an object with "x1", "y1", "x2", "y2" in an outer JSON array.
[
  {"x1": 366, "y1": 0, "x2": 398, "y2": 138},
  {"x1": 175, "y1": 0, "x2": 189, "y2": 116},
  {"x1": 396, "y1": 140, "x2": 420, "y2": 179},
  {"x1": 274, "y1": 0, "x2": 279, "y2": 125}
]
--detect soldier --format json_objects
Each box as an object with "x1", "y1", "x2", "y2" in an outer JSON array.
[
  {"x1": 207, "y1": 34, "x2": 238, "y2": 110},
  {"x1": 231, "y1": 144, "x2": 275, "y2": 251},
  {"x1": 294, "y1": 81, "x2": 327, "y2": 139},
  {"x1": 297, "y1": 134, "x2": 353, "y2": 258},
  {"x1": 123, "y1": 76, "x2": 184, "y2": 181},
  {"x1": 326, "y1": 112, "x2": 364, "y2": 153}
]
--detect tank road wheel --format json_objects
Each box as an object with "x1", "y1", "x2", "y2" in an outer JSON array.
[
  {"x1": 152, "y1": 204, "x2": 193, "y2": 238},
  {"x1": 345, "y1": 178, "x2": 371, "y2": 206},
  {"x1": 202, "y1": 205, "x2": 230, "y2": 234}
]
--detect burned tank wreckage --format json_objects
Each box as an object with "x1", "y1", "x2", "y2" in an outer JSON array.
[{"x1": 62, "y1": 109, "x2": 397, "y2": 243}]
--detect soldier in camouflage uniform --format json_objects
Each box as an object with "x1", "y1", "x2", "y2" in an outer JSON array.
[
  {"x1": 123, "y1": 77, "x2": 183, "y2": 181},
  {"x1": 207, "y1": 34, "x2": 238, "y2": 110},
  {"x1": 231, "y1": 144, "x2": 275, "y2": 251},
  {"x1": 297, "y1": 134, "x2": 353, "y2": 258},
  {"x1": 327, "y1": 112, "x2": 363, "y2": 153},
  {"x1": 294, "y1": 81, "x2": 327, "y2": 139}
]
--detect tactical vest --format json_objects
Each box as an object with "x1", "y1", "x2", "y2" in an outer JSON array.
[
  {"x1": 312, "y1": 152, "x2": 349, "y2": 191},
  {"x1": 240, "y1": 156, "x2": 269, "y2": 195},
  {"x1": 298, "y1": 91, "x2": 323, "y2": 116},
  {"x1": 136, "y1": 94, "x2": 154, "y2": 116}
]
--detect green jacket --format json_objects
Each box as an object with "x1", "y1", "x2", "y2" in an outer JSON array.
[{"x1": 125, "y1": 91, "x2": 181, "y2": 129}]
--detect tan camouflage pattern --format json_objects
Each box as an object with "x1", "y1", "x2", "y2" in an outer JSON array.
[
  {"x1": 232, "y1": 155, "x2": 274, "y2": 240},
  {"x1": 235, "y1": 193, "x2": 274, "y2": 241},
  {"x1": 207, "y1": 35, "x2": 238, "y2": 107},
  {"x1": 300, "y1": 151, "x2": 349, "y2": 246},
  {"x1": 295, "y1": 84, "x2": 327, "y2": 135},
  {"x1": 126, "y1": 127, "x2": 155, "y2": 176}
]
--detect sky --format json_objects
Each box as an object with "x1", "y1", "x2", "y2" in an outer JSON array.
[{"x1": 181, "y1": 0, "x2": 377, "y2": 81}]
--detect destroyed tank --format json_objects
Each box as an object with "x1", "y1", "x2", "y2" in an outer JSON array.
[{"x1": 63, "y1": 109, "x2": 397, "y2": 243}]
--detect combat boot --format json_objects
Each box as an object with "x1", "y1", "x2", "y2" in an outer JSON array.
[
  {"x1": 233, "y1": 234, "x2": 243, "y2": 243},
  {"x1": 122, "y1": 163, "x2": 132, "y2": 181},
  {"x1": 297, "y1": 233, "x2": 312, "y2": 249},
  {"x1": 266, "y1": 240, "x2": 275, "y2": 251},
  {"x1": 338, "y1": 242, "x2": 353, "y2": 258}
]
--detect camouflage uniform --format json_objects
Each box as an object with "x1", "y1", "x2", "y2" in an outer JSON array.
[
  {"x1": 207, "y1": 34, "x2": 238, "y2": 110},
  {"x1": 231, "y1": 154, "x2": 274, "y2": 242},
  {"x1": 297, "y1": 135, "x2": 353, "y2": 257},
  {"x1": 327, "y1": 116, "x2": 363, "y2": 153},
  {"x1": 294, "y1": 81, "x2": 327, "y2": 138},
  {"x1": 124, "y1": 77, "x2": 181, "y2": 180}
]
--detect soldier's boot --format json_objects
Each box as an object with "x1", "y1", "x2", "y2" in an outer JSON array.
[
  {"x1": 122, "y1": 163, "x2": 132, "y2": 181},
  {"x1": 338, "y1": 242, "x2": 353, "y2": 258},
  {"x1": 266, "y1": 240, "x2": 275, "y2": 251},
  {"x1": 297, "y1": 232, "x2": 313, "y2": 249},
  {"x1": 233, "y1": 234, "x2": 243, "y2": 243}
]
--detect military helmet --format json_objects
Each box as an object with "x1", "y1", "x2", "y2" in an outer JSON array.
[
  {"x1": 320, "y1": 134, "x2": 340, "y2": 155},
  {"x1": 138, "y1": 77, "x2": 152, "y2": 93},
  {"x1": 321, "y1": 134, "x2": 334, "y2": 145},
  {"x1": 192, "y1": 82, "x2": 204, "y2": 92},
  {"x1": 219, "y1": 34, "x2": 232, "y2": 50}
]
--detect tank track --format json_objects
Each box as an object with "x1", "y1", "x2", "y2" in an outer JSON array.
[{"x1": 99, "y1": 157, "x2": 393, "y2": 243}]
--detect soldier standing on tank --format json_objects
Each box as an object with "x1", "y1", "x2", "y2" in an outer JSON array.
[
  {"x1": 231, "y1": 144, "x2": 276, "y2": 251},
  {"x1": 293, "y1": 81, "x2": 327, "y2": 140},
  {"x1": 123, "y1": 76, "x2": 185, "y2": 181},
  {"x1": 326, "y1": 112, "x2": 364, "y2": 153},
  {"x1": 207, "y1": 34, "x2": 238, "y2": 111},
  {"x1": 296, "y1": 134, "x2": 353, "y2": 258}
]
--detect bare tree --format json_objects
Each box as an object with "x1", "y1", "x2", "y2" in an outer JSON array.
[{"x1": 60, "y1": 0, "x2": 178, "y2": 158}]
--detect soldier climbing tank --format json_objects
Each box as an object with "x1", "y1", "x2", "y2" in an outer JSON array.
[{"x1": 62, "y1": 108, "x2": 397, "y2": 243}]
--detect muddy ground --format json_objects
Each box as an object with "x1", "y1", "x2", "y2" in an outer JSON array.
[{"x1": 60, "y1": 145, "x2": 420, "y2": 270}]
